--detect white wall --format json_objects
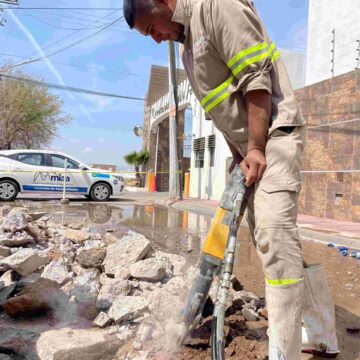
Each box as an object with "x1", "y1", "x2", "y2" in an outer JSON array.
[
  {"x1": 306, "y1": 0, "x2": 360, "y2": 85},
  {"x1": 280, "y1": 48, "x2": 305, "y2": 90}
]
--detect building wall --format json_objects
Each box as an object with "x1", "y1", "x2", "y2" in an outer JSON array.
[
  {"x1": 306, "y1": 0, "x2": 360, "y2": 85},
  {"x1": 280, "y1": 48, "x2": 305, "y2": 90},
  {"x1": 296, "y1": 69, "x2": 360, "y2": 222}
]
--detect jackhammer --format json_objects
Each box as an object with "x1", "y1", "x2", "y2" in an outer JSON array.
[{"x1": 176, "y1": 165, "x2": 252, "y2": 359}]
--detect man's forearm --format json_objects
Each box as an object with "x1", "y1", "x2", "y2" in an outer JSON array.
[{"x1": 245, "y1": 90, "x2": 272, "y2": 153}]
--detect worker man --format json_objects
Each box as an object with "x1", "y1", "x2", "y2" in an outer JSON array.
[{"x1": 123, "y1": 0, "x2": 339, "y2": 358}]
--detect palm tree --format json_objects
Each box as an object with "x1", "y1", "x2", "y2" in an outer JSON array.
[{"x1": 123, "y1": 150, "x2": 149, "y2": 187}]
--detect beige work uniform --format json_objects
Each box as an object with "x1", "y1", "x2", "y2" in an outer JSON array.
[{"x1": 173, "y1": 0, "x2": 307, "y2": 358}]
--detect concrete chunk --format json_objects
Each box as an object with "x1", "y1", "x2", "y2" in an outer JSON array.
[
  {"x1": 242, "y1": 307, "x2": 260, "y2": 322},
  {"x1": 0, "y1": 248, "x2": 50, "y2": 276},
  {"x1": 0, "y1": 230, "x2": 34, "y2": 247},
  {"x1": 2, "y1": 278, "x2": 60, "y2": 317},
  {"x1": 0, "y1": 270, "x2": 17, "y2": 304},
  {"x1": 0, "y1": 245, "x2": 11, "y2": 257},
  {"x1": 93, "y1": 312, "x2": 111, "y2": 328},
  {"x1": 96, "y1": 278, "x2": 131, "y2": 310},
  {"x1": 63, "y1": 229, "x2": 91, "y2": 244},
  {"x1": 69, "y1": 269, "x2": 100, "y2": 304},
  {"x1": 103, "y1": 231, "x2": 151, "y2": 276},
  {"x1": 36, "y1": 328, "x2": 121, "y2": 360},
  {"x1": 76, "y1": 247, "x2": 106, "y2": 269},
  {"x1": 129, "y1": 257, "x2": 171, "y2": 282},
  {"x1": 2, "y1": 211, "x2": 28, "y2": 232},
  {"x1": 108, "y1": 296, "x2": 148, "y2": 323},
  {"x1": 153, "y1": 251, "x2": 186, "y2": 276},
  {"x1": 41, "y1": 260, "x2": 72, "y2": 285}
]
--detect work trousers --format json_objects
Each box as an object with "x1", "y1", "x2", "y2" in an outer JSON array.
[{"x1": 246, "y1": 125, "x2": 306, "y2": 359}]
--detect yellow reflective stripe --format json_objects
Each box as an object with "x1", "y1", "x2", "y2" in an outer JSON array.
[
  {"x1": 232, "y1": 51, "x2": 270, "y2": 76},
  {"x1": 201, "y1": 75, "x2": 234, "y2": 107},
  {"x1": 265, "y1": 277, "x2": 304, "y2": 286},
  {"x1": 268, "y1": 42, "x2": 276, "y2": 53},
  {"x1": 200, "y1": 42, "x2": 280, "y2": 113},
  {"x1": 227, "y1": 42, "x2": 268, "y2": 68},
  {"x1": 271, "y1": 50, "x2": 280, "y2": 62},
  {"x1": 205, "y1": 91, "x2": 231, "y2": 113},
  {"x1": 230, "y1": 42, "x2": 280, "y2": 76}
]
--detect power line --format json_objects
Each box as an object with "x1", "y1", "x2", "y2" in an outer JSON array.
[
  {"x1": 25, "y1": 10, "x2": 120, "y2": 59},
  {"x1": 0, "y1": 74, "x2": 145, "y2": 101},
  {"x1": 0, "y1": 16, "x2": 123, "y2": 73},
  {"x1": 21, "y1": 10, "x2": 121, "y2": 31},
  {"x1": 0, "y1": 52, "x2": 146, "y2": 78},
  {"x1": 19, "y1": 0, "x2": 121, "y2": 21},
  {"x1": 14, "y1": 7, "x2": 129, "y2": 31}
]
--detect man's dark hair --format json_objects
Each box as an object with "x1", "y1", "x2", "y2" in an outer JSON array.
[
  {"x1": 123, "y1": 0, "x2": 136, "y2": 28},
  {"x1": 123, "y1": 0, "x2": 155, "y2": 29}
]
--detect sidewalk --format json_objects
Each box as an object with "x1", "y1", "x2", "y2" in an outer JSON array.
[{"x1": 124, "y1": 190, "x2": 360, "y2": 250}]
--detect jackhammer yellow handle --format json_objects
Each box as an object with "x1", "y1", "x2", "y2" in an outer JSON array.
[{"x1": 202, "y1": 207, "x2": 230, "y2": 261}]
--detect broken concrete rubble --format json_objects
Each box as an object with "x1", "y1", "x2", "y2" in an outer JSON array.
[
  {"x1": 0, "y1": 230, "x2": 34, "y2": 247},
  {"x1": 1, "y1": 211, "x2": 28, "y2": 232},
  {"x1": 76, "y1": 247, "x2": 106, "y2": 269},
  {"x1": 2, "y1": 278, "x2": 60, "y2": 317},
  {"x1": 108, "y1": 295, "x2": 148, "y2": 323},
  {"x1": 153, "y1": 250, "x2": 186, "y2": 276},
  {"x1": 0, "y1": 205, "x2": 270, "y2": 360},
  {"x1": 93, "y1": 311, "x2": 111, "y2": 328},
  {"x1": 102, "y1": 232, "x2": 151, "y2": 276},
  {"x1": 69, "y1": 269, "x2": 100, "y2": 305},
  {"x1": 129, "y1": 257, "x2": 172, "y2": 282},
  {"x1": 0, "y1": 326, "x2": 38, "y2": 356},
  {"x1": 36, "y1": 328, "x2": 122, "y2": 360},
  {"x1": 0, "y1": 248, "x2": 50, "y2": 276},
  {"x1": 242, "y1": 307, "x2": 260, "y2": 321},
  {"x1": 41, "y1": 259, "x2": 72, "y2": 285},
  {"x1": 0, "y1": 270, "x2": 17, "y2": 304},
  {"x1": 63, "y1": 228, "x2": 91, "y2": 244},
  {"x1": 0, "y1": 245, "x2": 11, "y2": 257},
  {"x1": 96, "y1": 278, "x2": 131, "y2": 310}
]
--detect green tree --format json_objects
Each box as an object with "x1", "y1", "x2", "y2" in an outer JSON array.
[
  {"x1": 0, "y1": 67, "x2": 71, "y2": 150},
  {"x1": 123, "y1": 150, "x2": 149, "y2": 186}
]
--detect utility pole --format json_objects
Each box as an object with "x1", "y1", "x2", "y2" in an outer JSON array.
[
  {"x1": 168, "y1": 41, "x2": 182, "y2": 200},
  {"x1": 331, "y1": 28, "x2": 336, "y2": 77}
]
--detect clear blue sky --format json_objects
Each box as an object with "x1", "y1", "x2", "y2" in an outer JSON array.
[{"x1": 0, "y1": 0, "x2": 308, "y2": 169}]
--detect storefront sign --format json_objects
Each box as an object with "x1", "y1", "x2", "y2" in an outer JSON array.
[{"x1": 150, "y1": 80, "x2": 193, "y2": 125}]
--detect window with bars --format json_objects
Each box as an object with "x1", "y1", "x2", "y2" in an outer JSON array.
[
  {"x1": 208, "y1": 135, "x2": 216, "y2": 167},
  {"x1": 193, "y1": 137, "x2": 205, "y2": 168}
]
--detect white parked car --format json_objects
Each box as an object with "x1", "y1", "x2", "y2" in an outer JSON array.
[{"x1": 0, "y1": 150, "x2": 125, "y2": 201}]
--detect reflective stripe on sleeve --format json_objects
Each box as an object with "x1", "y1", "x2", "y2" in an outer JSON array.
[
  {"x1": 228, "y1": 42, "x2": 280, "y2": 77},
  {"x1": 265, "y1": 277, "x2": 304, "y2": 286},
  {"x1": 201, "y1": 75, "x2": 234, "y2": 112},
  {"x1": 200, "y1": 42, "x2": 280, "y2": 113}
]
